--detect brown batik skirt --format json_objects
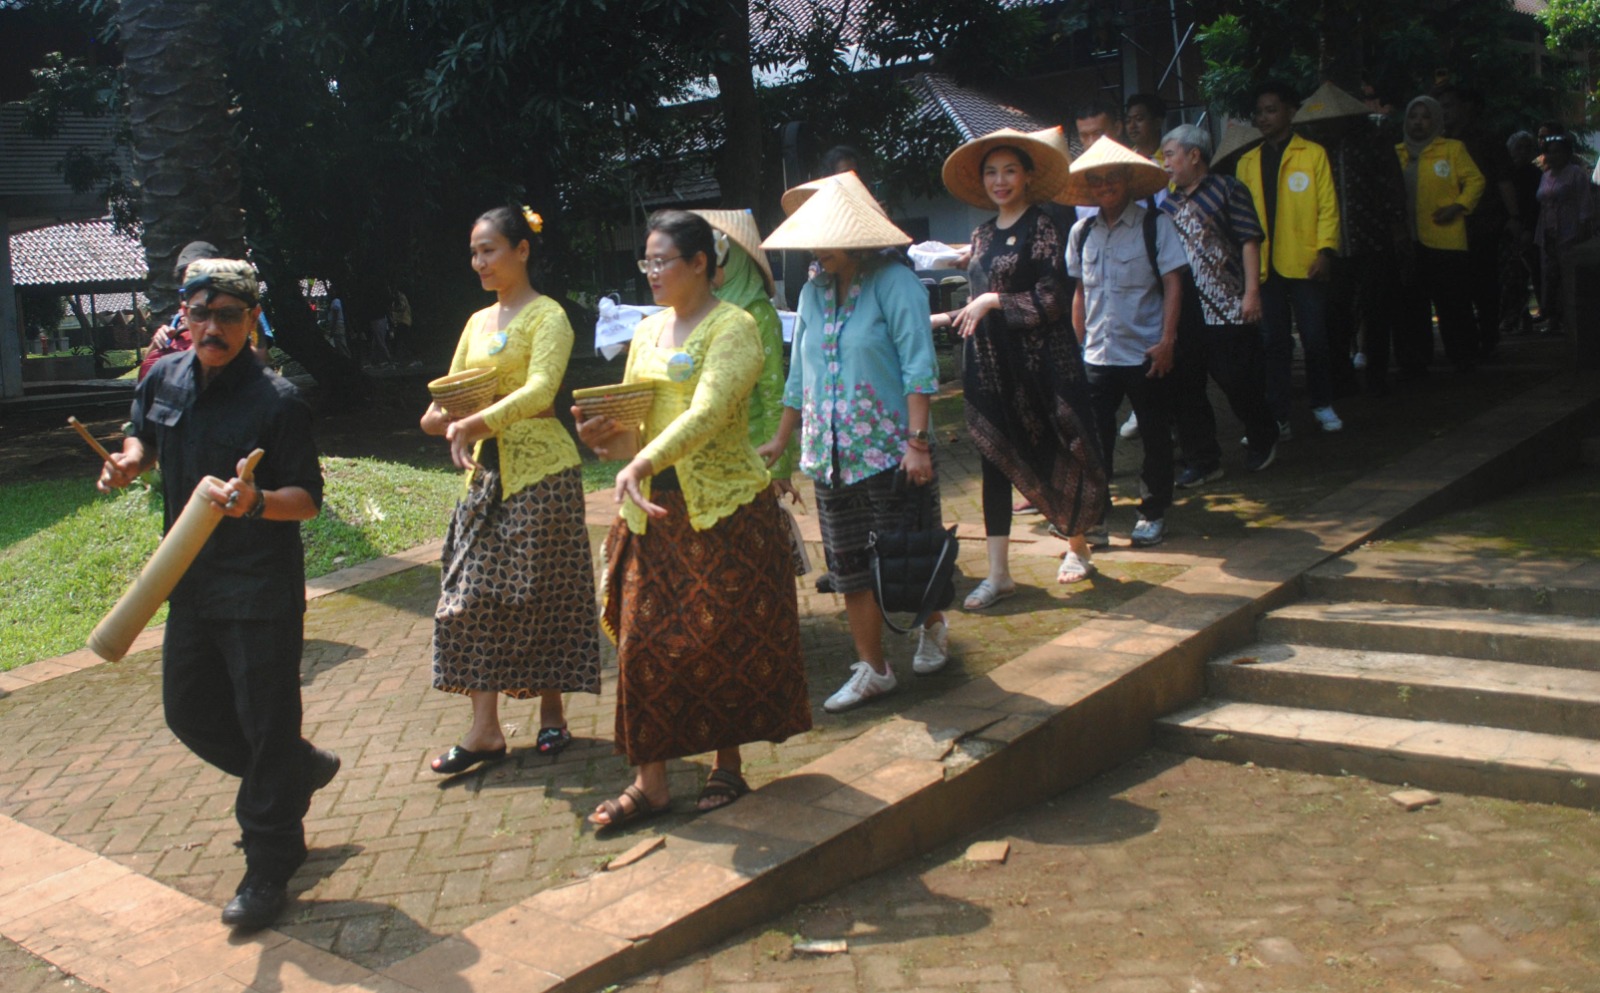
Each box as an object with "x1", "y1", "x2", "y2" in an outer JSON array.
[
  {"x1": 602, "y1": 486, "x2": 811, "y2": 765},
  {"x1": 432, "y1": 451, "x2": 601, "y2": 698}
]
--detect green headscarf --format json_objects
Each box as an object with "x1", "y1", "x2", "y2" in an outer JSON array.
[{"x1": 714, "y1": 241, "x2": 769, "y2": 312}]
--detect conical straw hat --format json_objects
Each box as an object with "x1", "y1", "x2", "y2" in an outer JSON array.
[
  {"x1": 1025, "y1": 126, "x2": 1084, "y2": 206},
  {"x1": 1212, "y1": 119, "x2": 1264, "y2": 164},
  {"x1": 1058, "y1": 137, "x2": 1170, "y2": 205},
  {"x1": 761, "y1": 176, "x2": 911, "y2": 251},
  {"x1": 780, "y1": 170, "x2": 886, "y2": 217},
  {"x1": 1293, "y1": 81, "x2": 1370, "y2": 123},
  {"x1": 941, "y1": 126, "x2": 1072, "y2": 209},
  {"x1": 689, "y1": 208, "x2": 775, "y2": 296}
]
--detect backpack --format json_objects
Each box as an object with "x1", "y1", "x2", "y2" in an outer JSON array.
[{"x1": 1073, "y1": 206, "x2": 1162, "y2": 285}]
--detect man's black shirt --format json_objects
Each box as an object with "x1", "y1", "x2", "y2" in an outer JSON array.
[{"x1": 131, "y1": 348, "x2": 323, "y2": 619}]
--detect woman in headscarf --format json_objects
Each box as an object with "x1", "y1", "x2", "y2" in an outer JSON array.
[
  {"x1": 420, "y1": 206, "x2": 601, "y2": 774},
  {"x1": 575, "y1": 210, "x2": 811, "y2": 829},
  {"x1": 1394, "y1": 95, "x2": 1486, "y2": 376},
  {"x1": 757, "y1": 177, "x2": 948, "y2": 712},
  {"x1": 690, "y1": 209, "x2": 799, "y2": 495},
  {"x1": 932, "y1": 127, "x2": 1108, "y2": 600}
]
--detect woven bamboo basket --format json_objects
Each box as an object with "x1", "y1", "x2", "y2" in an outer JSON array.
[
  {"x1": 571, "y1": 382, "x2": 655, "y2": 426},
  {"x1": 427, "y1": 368, "x2": 498, "y2": 416}
]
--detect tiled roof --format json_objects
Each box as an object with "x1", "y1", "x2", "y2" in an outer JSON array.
[
  {"x1": 911, "y1": 72, "x2": 1050, "y2": 142},
  {"x1": 10, "y1": 217, "x2": 147, "y2": 289},
  {"x1": 0, "y1": 105, "x2": 123, "y2": 199},
  {"x1": 1511, "y1": 0, "x2": 1546, "y2": 14}
]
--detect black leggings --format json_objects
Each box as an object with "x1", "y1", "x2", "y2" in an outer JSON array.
[{"x1": 981, "y1": 455, "x2": 1013, "y2": 537}]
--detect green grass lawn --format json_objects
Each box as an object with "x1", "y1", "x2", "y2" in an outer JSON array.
[{"x1": 0, "y1": 456, "x2": 466, "y2": 671}]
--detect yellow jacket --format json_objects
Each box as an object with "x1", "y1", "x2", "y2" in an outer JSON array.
[
  {"x1": 449, "y1": 296, "x2": 581, "y2": 499},
  {"x1": 622, "y1": 301, "x2": 770, "y2": 533},
  {"x1": 1394, "y1": 137, "x2": 1485, "y2": 252},
  {"x1": 1236, "y1": 135, "x2": 1341, "y2": 280}
]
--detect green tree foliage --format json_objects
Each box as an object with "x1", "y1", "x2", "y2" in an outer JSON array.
[
  {"x1": 1196, "y1": 0, "x2": 1562, "y2": 135},
  {"x1": 26, "y1": 0, "x2": 1036, "y2": 385},
  {"x1": 1539, "y1": 0, "x2": 1600, "y2": 52}
]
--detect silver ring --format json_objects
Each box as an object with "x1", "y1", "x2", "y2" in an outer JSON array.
[{"x1": 225, "y1": 490, "x2": 239, "y2": 509}]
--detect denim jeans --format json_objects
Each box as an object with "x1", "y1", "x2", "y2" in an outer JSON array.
[{"x1": 1259, "y1": 272, "x2": 1333, "y2": 416}]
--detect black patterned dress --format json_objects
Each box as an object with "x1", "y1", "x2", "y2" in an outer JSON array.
[{"x1": 960, "y1": 206, "x2": 1108, "y2": 535}]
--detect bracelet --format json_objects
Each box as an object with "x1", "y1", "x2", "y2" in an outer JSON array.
[
  {"x1": 243, "y1": 484, "x2": 267, "y2": 520},
  {"x1": 906, "y1": 438, "x2": 932, "y2": 452}
]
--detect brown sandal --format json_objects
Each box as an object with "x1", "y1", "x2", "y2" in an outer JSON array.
[
  {"x1": 588, "y1": 784, "x2": 670, "y2": 831},
  {"x1": 696, "y1": 768, "x2": 750, "y2": 812}
]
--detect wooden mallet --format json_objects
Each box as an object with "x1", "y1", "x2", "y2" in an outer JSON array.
[{"x1": 67, "y1": 416, "x2": 114, "y2": 465}]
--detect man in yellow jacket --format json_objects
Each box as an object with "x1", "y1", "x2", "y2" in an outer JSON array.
[{"x1": 1237, "y1": 81, "x2": 1344, "y2": 436}]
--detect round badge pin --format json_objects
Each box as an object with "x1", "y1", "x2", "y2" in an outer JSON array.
[
  {"x1": 667, "y1": 352, "x2": 695, "y2": 382},
  {"x1": 487, "y1": 331, "x2": 509, "y2": 355}
]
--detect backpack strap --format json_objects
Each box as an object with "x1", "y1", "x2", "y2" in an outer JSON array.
[{"x1": 1143, "y1": 206, "x2": 1161, "y2": 281}]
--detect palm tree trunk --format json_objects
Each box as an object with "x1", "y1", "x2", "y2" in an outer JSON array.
[{"x1": 117, "y1": 0, "x2": 246, "y2": 316}]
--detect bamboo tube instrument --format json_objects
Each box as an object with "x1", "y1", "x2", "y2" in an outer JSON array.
[{"x1": 88, "y1": 448, "x2": 265, "y2": 662}]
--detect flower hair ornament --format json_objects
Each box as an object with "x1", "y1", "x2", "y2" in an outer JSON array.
[
  {"x1": 712, "y1": 229, "x2": 730, "y2": 267},
  {"x1": 520, "y1": 205, "x2": 544, "y2": 234}
]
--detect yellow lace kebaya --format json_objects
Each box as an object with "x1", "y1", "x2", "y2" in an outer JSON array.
[
  {"x1": 621, "y1": 301, "x2": 770, "y2": 534},
  {"x1": 448, "y1": 296, "x2": 581, "y2": 499}
]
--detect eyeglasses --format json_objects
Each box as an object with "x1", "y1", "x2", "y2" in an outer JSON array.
[
  {"x1": 636, "y1": 254, "x2": 682, "y2": 276},
  {"x1": 187, "y1": 304, "x2": 249, "y2": 328}
]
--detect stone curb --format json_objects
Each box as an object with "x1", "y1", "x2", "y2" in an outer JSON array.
[{"x1": 3, "y1": 377, "x2": 1596, "y2": 992}]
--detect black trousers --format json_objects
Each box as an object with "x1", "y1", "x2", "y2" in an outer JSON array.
[
  {"x1": 1173, "y1": 322, "x2": 1278, "y2": 469},
  {"x1": 1328, "y1": 250, "x2": 1402, "y2": 394},
  {"x1": 163, "y1": 609, "x2": 316, "y2": 882},
  {"x1": 1466, "y1": 225, "x2": 1503, "y2": 355},
  {"x1": 1085, "y1": 360, "x2": 1174, "y2": 522},
  {"x1": 1398, "y1": 243, "x2": 1477, "y2": 374}
]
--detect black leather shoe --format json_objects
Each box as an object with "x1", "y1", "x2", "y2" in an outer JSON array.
[
  {"x1": 221, "y1": 878, "x2": 288, "y2": 931},
  {"x1": 308, "y1": 747, "x2": 341, "y2": 792}
]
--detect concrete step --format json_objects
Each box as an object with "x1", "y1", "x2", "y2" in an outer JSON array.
[
  {"x1": 1209, "y1": 643, "x2": 1600, "y2": 740},
  {"x1": 1304, "y1": 551, "x2": 1600, "y2": 617},
  {"x1": 1257, "y1": 601, "x2": 1600, "y2": 671},
  {"x1": 1156, "y1": 700, "x2": 1600, "y2": 808}
]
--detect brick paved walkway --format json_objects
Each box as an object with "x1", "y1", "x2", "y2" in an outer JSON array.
[
  {"x1": 619, "y1": 753, "x2": 1600, "y2": 992},
  {"x1": 0, "y1": 334, "x2": 1590, "y2": 991}
]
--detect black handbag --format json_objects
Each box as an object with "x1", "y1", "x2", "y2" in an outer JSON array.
[{"x1": 867, "y1": 470, "x2": 959, "y2": 635}]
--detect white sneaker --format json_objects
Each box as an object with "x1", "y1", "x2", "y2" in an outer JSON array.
[
  {"x1": 823, "y1": 661, "x2": 897, "y2": 712},
  {"x1": 1312, "y1": 406, "x2": 1343, "y2": 432},
  {"x1": 1119, "y1": 412, "x2": 1140, "y2": 439},
  {"x1": 912, "y1": 620, "x2": 950, "y2": 675},
  {"x1": 1352, "y1": 351, "x2": 1368, "y2": 370}
]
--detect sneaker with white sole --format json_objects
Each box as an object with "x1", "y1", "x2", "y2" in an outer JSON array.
[
  {"x1": 1175, "y1": 465, "x2": 1223, "y2": 488},
  {"x1": 912, "y1": 620, "x2": 950, "y2": 675},
  {"x1": 1085, "y1": 524, "x2": 1110, "y2": 548},
  {"x1": 823, "y1": 661, "x2": 897, "y2": 712},
  {"x1": 1311, "y1": 406, "x2": 1343, "y2": 432},
  {"x1": 1119, "y1": 411, "x2": 1140, "y2": 439},
  {"x1": 1130, "y1": 516, "x2": 1166, "y2": 547},
  {"x1": 1246, "y1": 443, "x2": 1277, "y2": 472}
]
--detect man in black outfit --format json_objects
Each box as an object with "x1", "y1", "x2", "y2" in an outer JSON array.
[{"x1": 98, "y1": 258, "x2": 336, "y2": 931}]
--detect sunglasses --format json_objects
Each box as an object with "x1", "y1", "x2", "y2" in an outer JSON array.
[{"x1": 187, "y1": 304, "x2": 250, "y2": 328}]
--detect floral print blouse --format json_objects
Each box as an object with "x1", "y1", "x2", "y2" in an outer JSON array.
[{"x1": 782, "y1": 259, "x2": 939, "y2": 487}]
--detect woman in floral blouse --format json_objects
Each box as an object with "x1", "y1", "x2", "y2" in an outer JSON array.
[{"x1": 759, "y1": 177, "x2": 946, "y2": 714}]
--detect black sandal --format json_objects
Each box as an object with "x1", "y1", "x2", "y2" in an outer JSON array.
[
  {"x1": 588, "y1": 784, "x2": 670, "y2": 832},
  {"x1": 536, "y1": 726, "x2": 571, "y2": 756},
  {"x1": 430, "y1": 744, "x2": 507, "y2": 775},
  {"x1": 696, "y1": 768, "x2": 750, "y2": 812}
]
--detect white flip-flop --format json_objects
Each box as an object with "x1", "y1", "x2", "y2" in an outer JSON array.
[
  {"x1": 963, "y1": 578, "x2": 1017, "y2": 610},
  {"x1": 1057, "y1": 550, "x2": 1094, "y2": 584}
]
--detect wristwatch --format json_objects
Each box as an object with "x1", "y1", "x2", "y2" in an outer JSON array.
[
  {"x1": 243, "y1": 483, "x2": 267, "y2": 520},
  {"x1": 908, "y1": 429, "x2": 932, "y2": 445}
]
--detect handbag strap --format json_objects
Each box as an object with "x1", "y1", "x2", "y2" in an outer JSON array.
[{"x1": 869, "y1": 526, "x2": 959, "y2": 636}]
